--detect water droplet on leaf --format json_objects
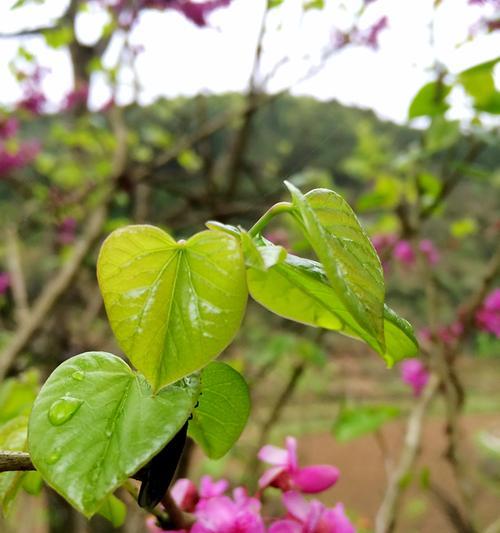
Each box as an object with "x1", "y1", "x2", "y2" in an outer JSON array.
[
  {"x1": 48, "y1": 397, "x2": 83, "y2": 426},
  {"x1": 71, "y1": 370, "x2": 85, "y2": 381},
  {"x1": 47, "y1": 448, "x2": 61, "y2": 464}
]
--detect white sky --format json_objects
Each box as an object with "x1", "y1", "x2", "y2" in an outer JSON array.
[{"x1": 0, "y1": 0, "x2": 499, "y2": 123}]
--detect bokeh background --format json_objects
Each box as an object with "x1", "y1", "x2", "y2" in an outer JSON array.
[{"x1": 0, "y1": 0, "x2": 499, "y2": 532}]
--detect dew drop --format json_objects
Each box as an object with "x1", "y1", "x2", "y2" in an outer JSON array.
[
  {"x1": 105, "y1": 429, "x2": 112, "y2": 438},
  {"x1": 47, "y1": 448, "x2": 61, "y2": 464},
  {"x1": 71, "y1": 370, "x2": 85, "y2": 381},
  {"x1": 48, "y1": 397, "x2": 83, "y2": 426}
]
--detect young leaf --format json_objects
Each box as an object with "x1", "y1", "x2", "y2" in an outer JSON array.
[
  {"x1": 188, "y1": 362, "x2": 250, "y2": 459},
  {"x1": 247, "y1": 253, "x2": 417, "y2": 365},
  {"x1": 332, "y1": 404, "x2": 400, "y2": 442},
  {"x1": 285, "y1": 183, "x2": 386, "y2": 351},
  {"x1": 408, "y1": 81, "x2": 451, "y2": 119},
  {"x1": 28, "y1": 352, "x2": 200, "y2": 517},
  {"x1": 240, "y1": 231, "x2": 287, "y2": 271},
  {"x1": 97, "y1": 225, "x2": 247, "y2": 390}
]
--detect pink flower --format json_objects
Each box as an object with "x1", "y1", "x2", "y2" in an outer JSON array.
[
  {"x1": 400, "y1": 359, "x2": 429, "y2": 397},
  {"x1": 418, "y1": 240, "x2": 439, "y2": 265},
  {"x1": 141, "y1": 0, "x2": 232, "y2": 26},
  {"x1": 438, "y1": 321, "x2": 463, "y2": 345},
  {"x1": 258, "y1": 437, "x2": 339, "y2": 494},
  {"x1": 18, "y1": 90, "x2": 46, "y2": 115},
  {"x1": 393, "y1": 240, "x2": 415, "y2": 266},
  {"x1": 199, "y1": 475, "x2": 229, "y2": 499},
  {"x1": 0, "y1": 272, "x2": 10, "y2": 295},
  {"x1": 476, "y1": 289, "x2": 500, "y2": 338},
  {"x1": 0, "y1": 118, "x2": 19, "y2": 140},
  {"x1": 56, "y1": 218, "x2": 78, "y2": 245},
  {"x1": 0, "y1": 141, "x2": 40, "y2": 177},
  {"x1": 171, "y1": 478, "x2": 199, "y2": 512},
  {"x1": 63, "y1": 83, "x2": 89, "y2": 111},
  {"x1": 191, "y1": 492, "x2": 265, "y2": 533},
  {"x1": 269, "y1": 491, "x2": 355, "y2": 533}
]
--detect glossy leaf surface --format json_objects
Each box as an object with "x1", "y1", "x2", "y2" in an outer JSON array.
[
  {"x1": 28, "y1": 352, "x2": 199, "y2": 517},
  {"x1": 188, "y1": 362, "x2": 250, "y2": 459},
  {"x1": 97, "y1": 225, "x2": 247, "y2": 390},
  {"x1": 285, "y1": 183, "x2": 386, "y2": 350},
  {"x1": 247, "y1": 253, "x2": 417, "y2": 365}
]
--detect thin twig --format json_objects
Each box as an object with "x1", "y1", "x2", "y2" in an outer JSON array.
[
  {"x1": 5, "y1": 226, "x2": 30, "y2": 325},
  {"x1": 375, "y1": 373, "x2": 440, "y2": 533}
]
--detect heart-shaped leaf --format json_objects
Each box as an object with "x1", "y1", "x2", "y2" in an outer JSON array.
[
  {"x1": 28, "y1": 352, "x2": 199, "y2": 517},
  {"x1": 285, "y1": 183, "x2": 385, "y2": 351},
  {"x1": 188, "y1": 362, "x2": 250, "y2": 459},
  {"x1": 97, "y1": 225, "x2": 248, "y2": 390},
  {"x1": 247, "y1": 252, "x2": 417, "y2": 365}
]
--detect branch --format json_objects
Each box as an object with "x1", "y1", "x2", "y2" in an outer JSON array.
[
  {"x1": 0, "y1": 108, "x2": 128, "y2": 381},
  {"x1": 0, "y1": 451, "x2": 33, "y2": 472},
  {"x1": 5, "y1": 226, "x2": 30, "y2": 325},
  {"x1": 375, "y1": 373, "x2": 440, "y2": 533}
]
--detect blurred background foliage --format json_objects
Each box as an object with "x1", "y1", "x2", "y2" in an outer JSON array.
[{"x1": 0, "y1": 0, "x2": 499, "y2": 532}]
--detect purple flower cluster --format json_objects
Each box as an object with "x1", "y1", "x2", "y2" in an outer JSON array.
[
  {"x1": 0, "y1": 272, "x2": 10, "y2": 295},
  {"x1": 476, "y1": 289, "x2": 500, "y2": 338},
  {"x1": 147, "y1": 436, "x2": 355, "y2": 532},
  {"x1": 400, "y1": 359, "x2": 429, "y2": 397},
  {"x1": 96, "y1": 0, "x2": 232, "y2": 28},
  {"x1": 0, "y1": 115, "x2": 41, "y2": 177},
  {"x1": 372, "y1": 234, "x2": 439, "y2": 269}
]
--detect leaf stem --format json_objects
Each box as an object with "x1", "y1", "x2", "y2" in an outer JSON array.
[{"x1": 248, "y1": 202, "x2": 292, "y2": 237}]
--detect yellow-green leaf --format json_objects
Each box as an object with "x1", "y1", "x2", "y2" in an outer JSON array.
[{"x1": 97, "y1": 226, "x2": 247, "y2": 390}]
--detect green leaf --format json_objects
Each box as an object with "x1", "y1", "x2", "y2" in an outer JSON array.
[
  {"x1": 268, "y1": 0, "x2": 284, "y2": 8},
  {"x1": 188, "y1": 362, "x2": 250, "y2": 459},
  {"x1": 285, "y1": 183, "x2": 385, "y2": 351},
  {"x1": 332, "y1": 404, "x2": 400, "y2": 442},
  {"x1": 304, "y1": 0, "x2": 324, "y2": 9},
  {"x1": 450, "y1": 217, "x2": 477, "y2": 239},
  {"x1": 97, "y1": 494, "x2": 127, "y2": 527},
  {"x1": 247, "y1": 253, "x2": 417, "y2": 365},
  {"x1": 0, "y1": 416, "x2": 29, "y2": 514},
  {"x1": 459, "y1": 57, "x2": 500, "y2": 114},
  {"x1": 28, "y1": 352, "x2": 199, "y2": 517},
  {"x1": 408, "y1": 81, "x2": 451, "y2": 119},
  {"x1": 0, "y1": 369, "x2": 38, "y2": 425},
  {"x1": 97, "y1": 226, "x2": 247, "y2": 390},
  {"x1": 240, "y1": 232, "x2": 287, "y2": 271},
  {"x1": 425, "y1": 117, "x2": 460, "y2": 152},
  {"x1": 42, "y1": 26, "x2": 74, "y2": 49}
]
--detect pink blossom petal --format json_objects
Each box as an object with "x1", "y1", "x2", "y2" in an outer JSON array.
[
  {"x1": 320, "y1": 503, "x2": 356, "y2": 533},
  {"x1": 268, "y1": 519, "x2": 303, "y2": 533},
  {"x1": 285, "y1": 437, "x2": 298, "y2": 471},
  {"x1": 282, "y1": 491, "x2": 310, "y2": 523},
  {"x1": 401, "y1": 358, "x2": 429, "y2": 397},
  {"x1": 170, "y1": 478, "x2": 198, "y2": 512},
  {"x1": 292, "y1": 465, "x2": 340, "y2": 493},
  {"x1": 199, "y1": 475, "x2": 229, "y2": 498},
  {"x1": 258, "y1": 465, "x2": 286, "y2": 489},
  {"x1": 258, "y1": 444, "x2": 288, "y2": 465}
]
